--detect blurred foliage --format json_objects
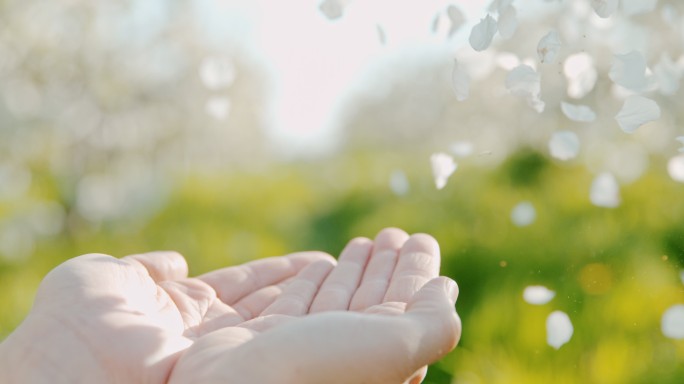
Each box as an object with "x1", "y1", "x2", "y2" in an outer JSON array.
[{"x1": 1, "y1": 148, "x2": 683, "y2": 383}]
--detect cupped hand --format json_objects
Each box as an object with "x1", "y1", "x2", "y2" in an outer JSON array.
[
  {"x1": 0, "y1": 228, "x2": 461, "y2": 384},
  {"x1": 170, "y1": 228, "x2": 462, "y2": 384}
]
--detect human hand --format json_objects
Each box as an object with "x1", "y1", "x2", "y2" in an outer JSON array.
[
  {"x1": 169, "y1": 228, "x2": 462, "y2": 384},
  {"x1": 0, "y1": 228, "x2": 461, "y2": 384},
  {"x1": 0, "y1": 248, "x2": 333, "y2": 383}
]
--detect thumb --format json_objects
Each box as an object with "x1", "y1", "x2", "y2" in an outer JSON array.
[
  {"x1": 405, "y1": 277, "x2": 462, "y2": 365},
  {"x1": 123, "y1": 251, "x2": 189, "y2": 282}
]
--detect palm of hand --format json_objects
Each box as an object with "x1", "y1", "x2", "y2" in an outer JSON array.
[{"x1": 21, "y1": 229, "x2": 459, "y2": 384}]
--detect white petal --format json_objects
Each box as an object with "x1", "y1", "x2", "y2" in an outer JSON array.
[
  {"x1": 677, "y1": 136, "x2": 684, "y2": 153},
  {"x1": 546, "y1": 311, "x2": 574, "y2": 349},
  {"x1": 430, "y1": 153, "x2": 457, "y2": 190},
  {"x1": 376, "y1": 25, "x2": 387, "y2": 45},
  {"x1": 511, "y1": 201, "x2": 536, "y2": 227},
  {"x1": 506, "y1": 65, "x2": 544, "y2": 112},
  {"x1": 523, "y1": 285, "x2": 555, "y2": 305},
  {"x1": 621, "y1": 0, "x2": 658, "y2": 16},
  {"x1": 563, "y1": 53, "x2": 597, "y2": 99},
  {"x1": 549, "y1": 131, "x2": 580, "y2": 161},
  {"x1": 199, "y1": 57, "x2": 236, "y2": 90},
  {"x1": 609, "y1": 51, "x2": 648, "y2": 91},
  {"x1": 447, "y1": 5, "x2": 466, "y2": 36},
  {"x1": 497, "y1": 6, "x2": 518, "y2": 39},
  {"x1": 389, "y1": 169, "x2": 410, "y2": 196},
  {"x1": 451, "y1": 59, "x2": 471, "y2": 101},
  {"x1": 591, "y1": 0, "x2": 619, "y2": 18},
  {"x1": 205, "y1": 97, "x2": 232, "y2": 120},
  {"x1": 654, "y1": 53, "x2": 681, "y2": 96},
  {"x1": 662, "y1": 304, "x2": 684, "y2": 340},
  {"x1": 561, "y1": 102, "x2": 597, "y2": 122},
  {"x1": 488, "y1": 0, "x2": 514, "y2": 14},
  {"x1": 537, "y1": 30, "x2": 562, "y2": 64},
  {"x1": 668, "y1": 154, "x2": 684, "y2": 183},
  {"x1": 450, "y1": 141, "x2": 475, "y2": 158},
  {"x1": 615, "y1": 95, "x2": 661, "y2": 133},
  {"x1": 319, "y1": 0, "x2": 344, "y2": 20},
  {"x1": 469, "y1": 15, "x2": 497, "y2": 52},
  {"x1": 590, "y1": 172, "x2": 620, "y2": 208}
]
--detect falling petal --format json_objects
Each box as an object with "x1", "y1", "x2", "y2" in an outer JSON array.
[
  {"x1": 591, "y1": 0, "x2": 619, "y2": 18},
  {"x1": 661, "y1": 304, "x2": 684, "y2": 340},
  {"x1": 319, "y1": 0, "x2": 344, "y2": 20},
  {"x1": 564, "y1": 53, "x2": 598, "y2": 99},
  {"x1": 609, "y1": 51, "x2": 648, "y2": 91},
  {"x1": 506, "y1": 65, "x2": 545, "y2": 112},
  {"x1": 389, "y1": 169, "x2": 410, "y2": 196},
  {"x1": 615, "y1": 95, "x2": 661, "y2": 133},
  {"x1": 621, "y1": 0, "x2": 658, "y2": 16},
  {"x1": 376, "y1": 25, "x2": 387, "y2": 45},
  {"x1": 654, "y1": 53, "x2": 681, "y2": 96},
  {"x1": 561, "y1": 102, "x2": 596, "y2": 122},
  {"x1": 199, "y1": 57, "x2": 236, "y2": 90},
  {"x1": 431, "y1": 153, "x2": 457, "y2": 190},
  {"x1": 451, "y1": 59, "x2": 471, "y2": 101},
  {"x1": 537, "y1": 30, "x2": 562, "y2": 64},
  {"x1": 511, "y1": 201, "x2": 536, "y2": 227},
  {"x1": 469, "y1": 15, "x2": 497, "y2": 52},
  {"x1": 546, "y1": 311, "x2": 574, "y2": 349},
  {"x1": 523, "y1": 285, "x2": 555, "y2": 305},
  {"x1": 677, "y1": 136, "x2": 684, "y2": 153},
  {"x1": 205, "y1": 97, "x2": 232, "y2": 120},
  {"x1": 668, "y1": 155, "x2": 684, "y2": 183},
  {"x1": 497, "y1": 6, "x2": 518, "y2": 39},
  {"x1": 447, "y1": 5, "x2": 466, "y2": 36},
  {"x1": 549, "y1": 131, "x2": 580, "y2": 161},
  {"x1": 590, "y1": 172, "x2": 620, "y2": 208},
  {"x1": 450, "y1": 141, "x2": 475, "y2": 158}
]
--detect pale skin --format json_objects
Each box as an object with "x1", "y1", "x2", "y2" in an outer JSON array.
[{"x1": 0, "y1": 228, "x2": 461, "y2": 383}]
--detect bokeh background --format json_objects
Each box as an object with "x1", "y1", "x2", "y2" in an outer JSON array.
[{"x1": 1, "y1": 0, "x2": 684, "y2": 382}]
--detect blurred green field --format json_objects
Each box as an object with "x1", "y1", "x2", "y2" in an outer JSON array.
[{"x1": 1, "y1": 148, "x2": 683, "y2": 383}]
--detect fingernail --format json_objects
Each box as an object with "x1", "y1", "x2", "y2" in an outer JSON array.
[{"x1": 446, "y1": 279, "x2": 458, "y2": 305}]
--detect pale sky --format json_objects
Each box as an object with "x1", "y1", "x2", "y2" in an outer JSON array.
[{"x1": 193, "y1": 0, "x2": 490, "y2": 157}]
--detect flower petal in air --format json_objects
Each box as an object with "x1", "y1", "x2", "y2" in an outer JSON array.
[
  {"x1": 590, "y1": 172, "x2": 620, "y2": 208},
  {"x1": 668, "y1": 154, "x2": 684, "y2": 183},
  {"x1": 609, "y1": 51, "x2": 648, "y2": 91},
  {"x1": 469, "y1": 15, "x2": 497, "y2": 51},
  {"x1": 591, "y1": 0, "x2": 619, "y2": 18},
  {"x1": 506, "y1": 64, "x2": 545, "y2": 112},
  {"x1": 537, "y1": 30, "x2": 562, "y2": 64},
  {"x1": 615, "y1": 95, "x2": 661, "y2": 133},
  {"x1": 511, "y1": 202, "x2": 536, "y2": 227},
  {"x1": 654, "y1": 53, "x2": 681, "y2": 96},
  {"x1": 563, "y1": 53, "x2": 597, "y2": 99},
  {"x1": 523, "y1": 285, "x2": 555, "y2": 305},
  {"x1": 549, "y1": 131, "x2": 580, "y2": 161},
  {"x1": 561, "y1": 102, "x2": 596, "y2": 122},
  {"x1": 546, "y1": 311, "x2": 574, "y2": 349},
  {"x1": 430, "y1": 153, "x2": 457, "y2": 190},
  {"x1": 497, "y1": 6, "x2": 518, "y2": 39},
  {"x1": 451, "y1": 59, "x2": 471, "y2": 101},
  {"x1": 662, "y1": 304, "x2": 684, "y2": 340}
]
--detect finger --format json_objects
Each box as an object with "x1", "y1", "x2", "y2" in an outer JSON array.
[
  {"x1": 261, "y1": 259, "x2": 336, "y2": 316},
  {"x1": 309, "y1": 237, "x2": 373, "y2": 313},
  {"x1": 123, "y1": 251, "x2": 189, "y2": 282},
  {"x1": 404, "y1": 366, "x2": 428, "y2": 384},
  {"x1": 231, "y1": 280, "x2": 289, "y2": 321},
  {"x1": 405, "y1": 277, "x2": 461, "y2": 367},
  {"x1": 199, "y1": 251, "x2": 334, "y2": 305},
  {"x1": 350, "y1": 228, "x2": 408, "y2": 311},
  {"x1": 383, "y1": 234, "x2": 441, "y2": 303}
]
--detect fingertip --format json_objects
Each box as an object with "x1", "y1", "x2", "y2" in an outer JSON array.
[
  {"x1": 402, "y1": 234, "x2": 440, "y2": 257},
  {"x1": 374, "y1": 228, "x2": 410, "y2": 248},
  {"x1": 125, "y1": 251, "x2": 189, "y2": 282}
]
